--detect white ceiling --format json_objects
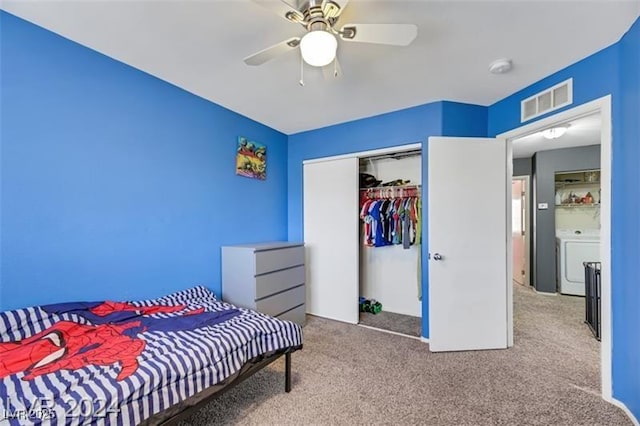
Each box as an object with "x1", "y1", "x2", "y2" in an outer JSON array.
[
  {"x1": 2, "y1": 1, "x2": 639, "y2": 134},
  {"x1": 512, "y1": 112, "x2": 601, "y2": 159}
]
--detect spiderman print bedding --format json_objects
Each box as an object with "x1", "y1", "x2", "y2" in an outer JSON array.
[{"x1": 0, "y1": 286, "x2": 302, "y2": 425}]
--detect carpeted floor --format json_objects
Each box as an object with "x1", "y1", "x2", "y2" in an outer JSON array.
[
  {"x1": 181, "y1": 283, "x2": 630, "y2": 425},
  {"x1": 359, "y1": 310, "x2": 422, "y2": 337}
]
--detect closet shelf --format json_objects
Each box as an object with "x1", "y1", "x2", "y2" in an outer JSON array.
[
  {"x1": 360, "y1": 184, "x2": 421, "y2": 200},
  {"x1": 555, "y1": 181, "x2": 600, "y2": 187},
  {"x1": 555, "y1": 203, "x2": 600, "y2": 208},
  {"x1": 359, "y1": 184, "x2": 421, "y2": 191}
]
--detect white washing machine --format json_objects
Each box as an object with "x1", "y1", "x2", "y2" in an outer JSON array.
[{"x1": 556, "y1": 229, "x2": 600, "y2": 296}]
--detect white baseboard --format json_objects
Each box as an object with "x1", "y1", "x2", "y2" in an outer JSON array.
[
  {"x1": 533, "y1": 288, "x2": 558, "y2": 296},
  {"x1": 421, "y1": 337, "x2": 429, "y2": 344},
  {"x1": 611, "y1": 398, "x2": 639, "y2": 426}
]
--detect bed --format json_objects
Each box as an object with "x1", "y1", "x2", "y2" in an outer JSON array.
[{"x1": 0, "y1": 286, "x2": 303, "y2": 425}]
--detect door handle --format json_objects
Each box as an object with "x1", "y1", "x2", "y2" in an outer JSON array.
[{"x1": 433, "y1": 253, "x2": 443, "y2": 261}]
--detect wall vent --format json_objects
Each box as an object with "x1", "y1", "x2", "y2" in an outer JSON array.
[{"x1": 521, "y1": 78, "x2": 573, "y2": 122}]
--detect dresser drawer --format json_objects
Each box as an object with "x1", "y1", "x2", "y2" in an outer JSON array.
[
  {"x1": 277, "y1": 304, "x2": 306, "y2": 326},
  {"x1": 255, "y1": 265, "x2": 304, "y2": 300},
  {"x1": 255, "y1": 285, "x2": 305, "y2": 317},
  {"x1": 255, "y1": 246, "x2": 304, "y2": 275}
]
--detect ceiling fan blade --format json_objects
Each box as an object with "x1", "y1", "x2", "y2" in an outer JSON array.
[
  {"x1": 244, "y1": 37, "x2": 301, "y2": 66},
  {"x1": 251, "y1": 0, "x2": 304, "y2": 23},
  {"x1": 322, "y1": 0, "x2": 349, "y2": 19},
  {"x1": 339, "y1": 23, "x2": 418, "y2": 46},
  {"x1": 322, "y1": 57, "x2": 343, "y2": 80}
]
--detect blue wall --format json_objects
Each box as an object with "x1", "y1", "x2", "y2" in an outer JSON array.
[
  {"x1": 488, "y1": 43, "x2": 621, "y2": 136},
  {"x1": 0, "y1": 12, "x2": 288, "y2": 310},
  {"x1": 613, "y1": 17, "x2": 640, "y2": 420},
  {"x1": 288, "y1": 102, "x2": 442, "y2": 242},
  {"x1": 488, "y1": 17, "x2": 640, "y2": 420},
  {"x1": 442, "y1": 101, "x2": 488, "y2": 137},
  {"x1": 287, "y1": 100, "x2": 487, "y2": 337}
]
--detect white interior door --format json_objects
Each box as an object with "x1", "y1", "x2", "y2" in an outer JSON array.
[
  {"x1": 512, "y1": 179, "x2": 526, "y2": 285},
  {"x1": 303, "y1": 158, "x2": 359, "y2": 324},
  {"x1": 428, "y1": 137, "x2": 508, "y2": 352}
]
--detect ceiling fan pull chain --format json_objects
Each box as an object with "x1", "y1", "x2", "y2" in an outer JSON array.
[
  {"x1": 333, "y1": 58, "x2": 338, "y2": 77},
  {"x1": 299, "y1": 55, "x2": 305, "y2": 87}
]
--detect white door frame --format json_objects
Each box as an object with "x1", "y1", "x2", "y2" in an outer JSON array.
[
  {"x1": 512, "y1": 175, "x2": 531, "y2": 287},
  {"x1": 497, "y1": 95, "x2": 612, "y2": 401}
]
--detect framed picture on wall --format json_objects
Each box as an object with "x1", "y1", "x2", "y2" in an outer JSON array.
[{"x1": 235, "y1": 136, "x2": 266, "y2": 180}]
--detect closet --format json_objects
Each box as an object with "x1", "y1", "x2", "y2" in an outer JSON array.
[
  {"x1": 303, "y1": 144, "x2": 423, "y2": 337},
  {"x1": 304, "y1": 136, "x2": 509, "y2": 352},
  {"x1": 358, "y1": 151, "x2": 422, "y2": 337}
]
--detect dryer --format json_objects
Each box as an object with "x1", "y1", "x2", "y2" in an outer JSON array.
[{"x1": 556, "y1": 229, "x2": 600, "y2": 296}]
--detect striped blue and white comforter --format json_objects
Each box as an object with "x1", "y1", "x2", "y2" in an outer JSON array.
[{"x1": 0, "y1": 286, "x2": 302, "y2": 425}]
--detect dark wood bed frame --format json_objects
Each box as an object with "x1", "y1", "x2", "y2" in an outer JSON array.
[{"x1": 146, "y1": 345, "x2": 302, "y2": 425}]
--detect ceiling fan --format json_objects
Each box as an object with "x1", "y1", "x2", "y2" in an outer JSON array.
[{"x1": 244, "y1": 0, "x2": 418, "y2": 76}]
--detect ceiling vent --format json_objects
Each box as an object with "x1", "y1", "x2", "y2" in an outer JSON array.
[{"x1": 521, "y1": 78, "x2": 573, "y2": 122}]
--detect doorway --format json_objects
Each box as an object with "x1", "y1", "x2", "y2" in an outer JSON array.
[
  {"x1": 500, "y1": 95, "x2": 612, "y2": 401},
  {"x1": 511, "y1": 176, "x2": 530, "y2": 286}
]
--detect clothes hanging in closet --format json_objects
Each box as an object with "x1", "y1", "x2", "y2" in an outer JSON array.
[{"x1": 360, "y1": 197, "x2": 421, "y2": 248}]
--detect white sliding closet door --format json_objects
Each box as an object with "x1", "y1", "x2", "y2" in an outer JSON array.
[{"x1": 303, "y1": 157, "x2": 359, "y2": 324}]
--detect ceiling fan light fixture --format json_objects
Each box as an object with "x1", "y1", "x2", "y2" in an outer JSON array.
[
  {"x1": 541, "y1": 125, "x2": 570, "y2": 139},
  {"x1": 300, "y1": 30, "x2": 337, "y2": 67}
]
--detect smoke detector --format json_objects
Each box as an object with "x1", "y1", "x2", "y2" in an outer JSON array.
[{"x1": 489, "y1": 58, "x2": 513, "y2": 74}]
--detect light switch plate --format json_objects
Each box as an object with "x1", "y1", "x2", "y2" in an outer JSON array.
[{"x1": 538, "y1": 203, "x2": 549, "y2": 210}]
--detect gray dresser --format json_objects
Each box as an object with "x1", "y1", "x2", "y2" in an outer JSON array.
[{"x1": 221, "y1": 242, "x2": 305, "y2": 326}]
